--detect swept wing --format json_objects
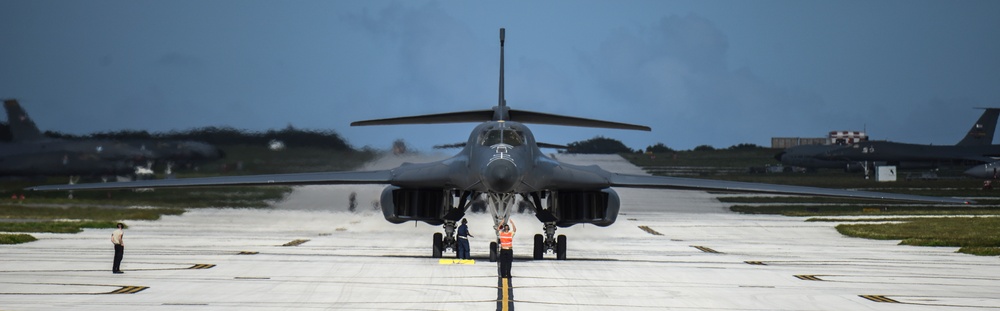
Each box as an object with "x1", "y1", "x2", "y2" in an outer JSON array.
[
  {"x1": 606, "y1": 173, "x2": 970, "y2": 204},
  {"x1": 27, "y1": 170, "x2": 393, "y2": 191},
  {"x1": 538, "y1": 161, "x2": 970, "y2": 205}
]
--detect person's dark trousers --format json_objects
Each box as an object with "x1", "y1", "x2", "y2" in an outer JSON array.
[
  {"x1": 499, "y1": 249, "x2": 513, "y2": 277},
  {"x1": 458, "y1": 238, "x2": 470, "y2": 259},
  {"x1": 113, "y1": 244, "x2": 124, "y2": 272}
]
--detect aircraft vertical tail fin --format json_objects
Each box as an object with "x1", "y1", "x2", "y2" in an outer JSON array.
[
  {"x1": 494, "y1": 28, "x2": 509, "y2": 121},
  {"x1": 351, "y1": 28, "x2": 650, "y2": 131},
  {"x1": 957, "y1": 108, "x2": 1000, "y2": 146},
  {"x1": 3, "y1": 99, "x2": 45, "y2": 142}
]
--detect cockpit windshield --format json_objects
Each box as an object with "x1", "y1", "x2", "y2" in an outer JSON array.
[{"x1": 480, "y1": 129, "x2": 524, "y2": 146}]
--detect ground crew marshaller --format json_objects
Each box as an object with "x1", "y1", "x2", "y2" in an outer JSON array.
[{"x1": 497, "y1": 219, "x2": 516, "y2": 278}]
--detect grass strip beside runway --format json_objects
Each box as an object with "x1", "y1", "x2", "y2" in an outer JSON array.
[
  {"x1": 0, "y1": 205, "x2": 183, "y2": 221},
  {"x1": 0, "y1": 220, "x2": 121, "y2": 233},
  {"x1": 0, "y1": 233, "x2": 36, "y2": 244},
  {"x1": 836, "y1": 217, "x2": 1000, "y2": 256},
  {"x1": 732, "y1": 205, "x2": 1000, "y2": 217}
]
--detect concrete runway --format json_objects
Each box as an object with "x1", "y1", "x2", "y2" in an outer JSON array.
[{"x1": 2, "y1": 154, "x2": 999, "y2": 310}]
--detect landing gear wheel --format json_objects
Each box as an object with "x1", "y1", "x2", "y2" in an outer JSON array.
[
  {"x1": 489, "y1": 241, "x2": 498, "y2": 262},
  {"x1": 432, "y1": 232, "x2": 443, "y2": 258},
  {"x1": 533, "y1": 234, "x2": 544, "y2": 260},
  {"x1": 556, "y1": 234, "x2": 567, "y2": 260}
]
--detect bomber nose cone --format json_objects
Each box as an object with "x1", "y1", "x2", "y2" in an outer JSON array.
[{"x1": 484, "y1": 160, "x2": 518, "y2": 193}]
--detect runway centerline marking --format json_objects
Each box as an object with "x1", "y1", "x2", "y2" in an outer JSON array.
[{"x1": 497, "y1": 277, "x2": 514, "y2": 311}]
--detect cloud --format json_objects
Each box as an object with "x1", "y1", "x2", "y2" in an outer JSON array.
[
  {"x1": 879, "y1": 97, "x2": 981, "y2": 144},
  {"x1": 342, "y1": 2, "x2": 491, "y2": 110},
  {"x1": 586, "y1": 14, "x2": 828, "y2": 147}
]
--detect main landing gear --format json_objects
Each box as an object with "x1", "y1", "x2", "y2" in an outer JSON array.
[
  {"x1": 432, "y1": 219, "x2": 458, "y2": 258},
  {"x1": 426, "y1": 191, "x2": 570, "y2": 261},
  {"x1": 430, "y1": 190, "x2": 476, "y2": 259},
  {"x1": 533, "y1": 222, "x2": 567, "y2": 260}
]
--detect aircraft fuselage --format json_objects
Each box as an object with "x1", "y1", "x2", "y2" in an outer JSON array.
[{"x1": 821, "y1": 141, "x2": 1000, "y2": 163}]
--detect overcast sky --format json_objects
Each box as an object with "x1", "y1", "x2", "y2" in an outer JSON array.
[{"x1": 2, "y1": 1, "x2": 999, "y2": 151}]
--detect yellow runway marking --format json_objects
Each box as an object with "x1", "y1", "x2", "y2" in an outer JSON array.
[
  {"x1": 794, "y1": 275, "x2": 823, "y2": 281},
  {"x1": 109, "y1": 286, "x2": 148, "y2": 294},
  {"x1": 188, "y1": 264, "x2": 216, "y2": 269},
  {"x1": 282, "y1": 239, "x2": 309, "y2": 246},
  {"x1": 691, "y1": 245, "x2": 721, "y2": 253},
  {"x1": 638, "y1": 225, "x2": 663, "y2": 236},
  {"x1": 498, "y1": 277, "x2": 511, "y2": 311},
  {"x1": 860, "y1": 295, "x2": 901, "y2": 303},
  {"x1": 438, "y1": 259, "x2": 476, "y2": 265}
]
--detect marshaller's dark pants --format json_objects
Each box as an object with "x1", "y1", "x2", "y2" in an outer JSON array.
[
  {"x1": 113, "y1": 244, "x2": 124, "y2": 272},
  {"x1": 458, "y1": 237, "x2": 471, "y2": 259},
  {"x1": 499, "y1": 249, "x2": 513, "y2": 278}
]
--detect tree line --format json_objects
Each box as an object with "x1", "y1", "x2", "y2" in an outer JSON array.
[
  {"x1": 0, "y1": 123, "x2": 353, "y2": 151},
  {"x1": 0, "y1": 121, "x2": 763, "y2": 154},
  {"x1": 562, "y1": 136, "x2": 766, "y2": 154}
]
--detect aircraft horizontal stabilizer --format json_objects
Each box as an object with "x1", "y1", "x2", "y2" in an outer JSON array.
[
  {"x1": 351, "y1": 107, "x2": 650, "y2": 131},
  {"x1": 435, "y1": 142, "x2": 567, "y2": 149},
  {"x1": 508, "y1": 109, "x2": 650, "y2": 131},
  {"x1": 351, "y1": 110, "x2": 495, "y2": 126}
]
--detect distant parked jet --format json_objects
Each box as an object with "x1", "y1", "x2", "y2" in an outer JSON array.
[
  {"x1": 1, "y1": 99, "x2": 224, "y2": 179},
  {"x1": 0, "y1": 99, "x2": 150, "y2": 178},
  {"x1": 777, "y1": 108, "x2": 1000, "y2": 172}
]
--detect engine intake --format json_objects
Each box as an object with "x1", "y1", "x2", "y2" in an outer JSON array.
[
  {"x1": 535, "y1": 189, "x2": 620, "y2": 227},
  {"x1": 380, "y1": 186, "x2": 456, "y2": 225}
]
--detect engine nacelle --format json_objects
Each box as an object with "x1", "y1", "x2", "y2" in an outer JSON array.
[
  {"x1": 380, "y1": 186, "x2": 454, "y2": 226},
  {"x1": 536, "y1": 188, "x2": 620, "y2": 228}
]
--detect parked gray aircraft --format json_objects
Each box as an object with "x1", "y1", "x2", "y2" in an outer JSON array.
[
  {"x1": 777, "y1": 108, "x2": 1000, "y2": 172},
  {"x1": 27, "y1": 29, "x2": 970, "y2": 261},
  {"x1": 774, "y1": 144, "x2": 858, "y2": 171},
  {"x1": 125, "y1": 139, "x2": 225, "y2": 170},
  {"x1": 1, "y1": 99, "x2": 224, "y2": 178},
  {"x1": 0, "y1": 99, "x2": 151, "y2": 177}
]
